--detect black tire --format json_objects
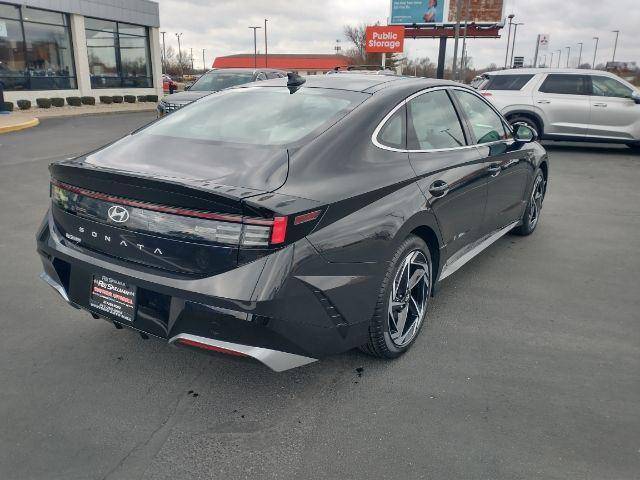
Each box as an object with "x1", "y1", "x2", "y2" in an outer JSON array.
[
  {"x1": 360, "y1": 235, "x2": 432, "y2": 359},
  {"x1": 513, "y1": 169, "x2": 546, "y2": 236},
  {"x1": 508, "y1": 115, "x2": 541, "y2": 137}
]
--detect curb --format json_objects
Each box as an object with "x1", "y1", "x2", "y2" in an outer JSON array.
[{"x1": 0, "y1": 117, "x2": 40, "y2": 134}]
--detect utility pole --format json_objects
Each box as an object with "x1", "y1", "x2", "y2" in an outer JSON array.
[
  {"x1": 202, "y1": 49, "x2": 206, "y2": 73},
  {"x1": 190, "y1": 47, "x2": 194, "y2": 73},
  {"x1": 160, "y1": 31, "x2": 166, "y2": 73},
  {"x1": 451, "y1": 0, "x2": 463, "y2": 80},
  {"x1": 248, "y1": 26, "x2": 261, "y2": 69},
  {"x1": 175, "y1": 32, "x2": 183, "y2": 77},
  {"x1": 566, "y1": 46, "x2": 571, "y2": 68},
  {"x1": 504, "y1": 14, "x2": 515, "y2": 68},
  {"x1": 550, "y1": 51, "x2": 555, "y2": 68},
  {"x1": 577, "y1": 42, "x2": 583, "y2": 68},
  {"x1": 592, "y1": 37, "x2": 599, "y2": 68},
  {"x1": 510, "y1": 23, "x2": 524, "y2": 68},
  {"x1": 264, "y1": 19, "x2": 268, "y2": 68},
  {"x1": 459, "y1": 0, "x2": 471, "y2": 81},
  {"x1": 542, "y1": 54, "x2": 547, "y2": 67},
  {"x1": 611, "y1": 30, "x2": 620, "y2": 62},
  {"x1": 556, "y1": 49, "x2": 561, "y2": 68}
]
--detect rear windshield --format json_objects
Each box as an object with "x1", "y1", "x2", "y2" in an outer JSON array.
[
  {"x1": 189, "y1": 71, "x2": 255, "y2": 91},
  {"x1": 484, "y1": 74, "x2": 534, "y2": 90},
  {"x1": 145, "y1": 87, "x2": 368, "y2": 146}
]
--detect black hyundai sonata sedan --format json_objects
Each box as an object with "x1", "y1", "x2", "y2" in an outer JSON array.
[{"x1": 37, "y1": 73, "x2": 548, "y2": 371}]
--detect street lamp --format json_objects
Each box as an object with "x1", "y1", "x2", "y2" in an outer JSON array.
[
  {"x1": 592, "y1": 37, "x2": 599, "y2": 68},
  {"x1": 611, "y1": 30, "x2": 620, "y2": 62},
  {"x1": 248, "y1": 26, "x2": 262, "y2": 68},
  {"x1": 504, "y1": 14, "x2": 515, "y2": 68},
  {"x1": 577, "y1": 42, "x2": 583, "y2": 68},
  {"x1": 510, "y1": 23, "x2": 524, "y2": 68},
  {"x1": 565, "y1": 46, "x2": 571, "y2": 68},
  {"x1": 160, "y1": 31, "x2": 166, "y2": 73},
  {"x1": 550, "y1": 51, "x2": 555, "y2": 68},
  {"x1": 175, "y1": 33, "x2": 183, "y2": 77},
  {"x1": 556, "y1": 49, "x2": 562, "y2": 68}
]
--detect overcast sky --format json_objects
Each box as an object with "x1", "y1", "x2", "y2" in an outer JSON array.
[{"x1": 156, "y1": 0, "x2": 638, "y2": 70}]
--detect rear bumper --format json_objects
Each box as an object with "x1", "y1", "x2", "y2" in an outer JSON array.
[{"x1": 36, "y1": 210, "x2": 380, "y2": 371}]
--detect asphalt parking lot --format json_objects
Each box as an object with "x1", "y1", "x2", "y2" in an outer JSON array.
[{"x1": 1, "y1": 112, "x2": 639, "y2": 480}]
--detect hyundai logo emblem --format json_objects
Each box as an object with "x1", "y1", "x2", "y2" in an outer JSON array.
[{"x1": 107, "y1": 205, "x2": 130, "y2": 223}]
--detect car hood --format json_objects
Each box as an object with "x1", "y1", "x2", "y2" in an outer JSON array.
[
  {"x1": 163, "y1": 90, "x2": 213, "y2": 103},
  {"x1": 79, "y1": 132, "x2": 289, "y2": 193}
]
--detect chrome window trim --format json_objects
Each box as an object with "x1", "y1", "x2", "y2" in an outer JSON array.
[{"x1": 372, "y1": 85, "x2": 513, "y2": 153}]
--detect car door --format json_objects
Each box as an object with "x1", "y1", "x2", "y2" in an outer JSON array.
[
  {"x1": 452, "y1": 88, "x2": 532, "y2": 234},
  {"x1": 406, "y1": 88, "x2": 488, "y2": 258},
  {"x1": 533, "y1": 74, "x2": 591, "y2": 137},
  {"x1": 588, "y1": 75, "x2": 640, "y2": 140}
]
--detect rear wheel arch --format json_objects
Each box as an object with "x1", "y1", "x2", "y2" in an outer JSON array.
[
  {"x1": 392, "y1": 211, "x2": 443, "y2": 285},
  {"x1": 505, "y1": 111, "x2": 544, "y2": 135},
  {"x1": 409, "y1": 226, "x2": 440, "y2": 289}
]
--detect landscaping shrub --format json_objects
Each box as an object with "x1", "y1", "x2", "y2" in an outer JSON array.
[
  {"x1": 112, "y1": 95, "x2": 124, "y2": 104},
  {"x1": 65, "y1": 96, "x2": 82, "y2": 106},
  {"x1": 17, "y1": 100, "x2": 31, "y2": 110},
  {"x1": 81, "y1": 96, "x2": 96, "y2": 105},
  {"x1": 99, "y1": 96, "x2": 113, "y2": 104},
  {"x1": 50, "y1": 97, "x2": 65, "y2": 107},
  {"x1": 146, "y1": 95, "x2": 158, "y2": 102},
  {"x1": 1, "y1": 101, "x2": 14, "y2": 112},
  {"x1": 36, "y1": 98, "x2": 52, "y2": 109},
  {"x1": 124, "y1": 95, "x2": 136, "y2": 103},
  {"x1": 137, "y1": 95, "x2": 147, "y2": 102}
]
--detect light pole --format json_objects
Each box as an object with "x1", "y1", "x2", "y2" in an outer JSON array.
[
  {"x1": 611, "y1": 30, "x2": 620, "y2": 62},
  {"x1": 550, "y1": 51, "x2": 555, "y2": 68},
  {"x1": 160, "y1": 31, "x2": 166, "y2": 73},
  {"x1": 504, "y1": 14, "x2": 515, "y2": 68},
  {"x1": 202, "y1": 49, "x2": 206, "y2": 73},
  {"x1": 592, "y1": 36, "x2": 599, "y2": 68},
  {"x1": 248, "y1": 26, "x2": 262, "y2": 69},
  {"x1": 264, "y1": 18, "x2": 268, "y2": 68},
  {"x1": 542, "y1": 54, "x2": 547, "y2": 67},
  {"x1": 175, "y1": 33, "x2": 183, "y2": 77},
  {"x1": 577, "y1": 42, "x2": 583, "y2": 68},
  {"x1": 556, "y1": 49, "x2": 561, "y2": 68},
  {"x1": 190, "y1": 47, "x2": 194, "y2": 73},
  {"x1": 565, "y1": 46, "x2": 571, "y2": 68},
  {"x1": 510, "y1": 23, "x2": 524, "y2": 68}
]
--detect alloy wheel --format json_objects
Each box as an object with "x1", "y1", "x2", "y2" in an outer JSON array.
[
  {"x1": 528, "y1": 175, "x2": 545, "y2": 230},
  {"x1": 388, "y1": 250, "x2": 430, "y2": 347}
]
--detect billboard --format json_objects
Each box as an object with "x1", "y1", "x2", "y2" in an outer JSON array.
[
  {"x1": 390, "y1": 0, "x2": 505, "y2": 26},
  {"x1": 365, "y1": 26, "x2": 405, "y2": 53}
]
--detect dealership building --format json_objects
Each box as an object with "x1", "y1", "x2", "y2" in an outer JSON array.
[
  {"x1": 0, "y1": 0, "x2": 162, "y2": 103},
  {"x1": 213, "y1": 54, "x2": 350, "y2": 75}
]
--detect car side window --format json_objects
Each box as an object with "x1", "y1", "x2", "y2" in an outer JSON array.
[
  {"x1": 406, "y1": 90, "x2": 466, "y2": 150},
  {"x1": 539, "y1": 74, "x2": 589, "y2": 95},
  {"x1": 377, "y1": 105, "x2": 405, "y2": 149},
  {"x1": 266, "y1": 72, "x2": 280, "y2": 79},
  {"x1": 453, "y1": 90, "x2": 510, "y2": 144},
  {"x1": 591, "y1": 76, "x2": 634, "y2": 98},
  {"x1": 256, "y1": 72, "x2": 267, "y2": 81}
]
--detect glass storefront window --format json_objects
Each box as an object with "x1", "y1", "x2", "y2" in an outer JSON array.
[
  {"x1": 0, "y1": 2, "x2": 76, "y2": 91},
  {"x1": 85, "y1": 18, "x2": 151, "y2": 89}
]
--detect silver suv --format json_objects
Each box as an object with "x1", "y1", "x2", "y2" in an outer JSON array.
[{"x1": 475, "y1": 68, "x2": 640, "y2": 150}]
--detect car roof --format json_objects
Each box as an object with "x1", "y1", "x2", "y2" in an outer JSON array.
[
  {"x1": 205, "y1": 68, "x2": 286, "y2": 74},
  {"x1": 484, "y1": 68, "x2": 616, "y2": 76},
  {"x1": 237, "y1": 73, "x2": 460, "y2": 93}
]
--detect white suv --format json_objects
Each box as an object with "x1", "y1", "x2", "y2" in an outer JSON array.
[{"x1": 475, "y1": 68, "x2": 640, "y2": 150}]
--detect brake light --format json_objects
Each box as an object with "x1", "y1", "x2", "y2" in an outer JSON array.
[
  {"x1": 270, "y1": 216, "x2": 288, "y2": 245},
  {"x1": 178, "y1": 338, "x2": 247, "y2": 356}
]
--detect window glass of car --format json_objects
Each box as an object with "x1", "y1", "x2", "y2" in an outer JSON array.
[
  {"x1": 377, "y1": 106, "x2": 405, "y2": 149},
  {"x1": 406, "y1": 90, "x2": 466, "y2": 150},
  {"x1": 145, "y1": 87, "x2": 368, "y2": 146},
  {"x1": 255, "y1": 72, "x2": 267, "y2": 81},
  {"x1": 454, "y1": 90, "x2": 510, "y2": 144},
  {"x1": 484, "y1": 74, "x2": 534, "y2": 91},
  {"x1": 591, "y1": 76, "x2": 634, "y2": 99},
  {"x1": 188, "y1": 71, "x2": 256, "y2": 91},
  {"x1": 538, "y1": 74, "x2": 589, "y2": 95}
]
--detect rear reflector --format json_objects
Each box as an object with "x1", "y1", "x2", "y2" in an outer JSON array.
[
  {"x1": 270, "y1": 216, "x2": 288, "y2": 244},
  {"x1": 481, "y1": 92, "x2": 492, "y2": 96},
  {"x1": 293, "y1": 209, "x2": 321, "y2": 225},
  {"x1": 178, "y1": 338, "x2": 247, "y2": 356}
]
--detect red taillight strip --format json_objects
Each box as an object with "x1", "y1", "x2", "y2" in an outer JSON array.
[
  {"x1": 178, "y1": 338, "x2": 248, "y2": 357},
  {"x1": 293, "y1": 209, "x2": 321, "y2": 225},
  {"x1": 51, "y1": 179, "x2": 273, "y2": 226}
]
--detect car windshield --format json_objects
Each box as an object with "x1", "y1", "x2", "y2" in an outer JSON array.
[
  {"x1": 189, "y1": 71, "x2": 256, "y2": 91},
  {"x1": 144, "y1": 87, "x2": 368, "y2": 146}
]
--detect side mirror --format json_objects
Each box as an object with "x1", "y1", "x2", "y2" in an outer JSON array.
[
  {"x1": 513, "y1": 122, "x2": 537, "y2": 143},
  {"x1": 632, "y1": 91, "x2": 640, "y2": 104}
]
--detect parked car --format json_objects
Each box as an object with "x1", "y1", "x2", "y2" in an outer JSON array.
[
  {"x1": 37, "y1": 74, "x2": 548, "y2": 371},
  {"x1": 162, "y1": 74, "x2": 178, "y2": 94},
  {"x1": 157, "y1": 68, "x2": 286, "y2": 116},
  {"x1": 476, "y1": 68, "x2": 640, "y2": 150}
]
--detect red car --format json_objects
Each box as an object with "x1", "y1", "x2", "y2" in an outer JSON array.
[{"x1": 162, "y1": 74, "x2": 178, "y2": 93}]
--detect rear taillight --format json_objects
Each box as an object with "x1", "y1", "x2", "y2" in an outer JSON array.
[
  {"x1": 177, "y1": 338, "x2": 248, "y2": 356},
  {"x1": 270, "y1": 216, "x2": 288, "y2": 245}
]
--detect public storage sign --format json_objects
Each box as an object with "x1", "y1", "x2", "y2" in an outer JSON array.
[{"x1": 365, "y1": 26, "x2": 405, "y2": 53}]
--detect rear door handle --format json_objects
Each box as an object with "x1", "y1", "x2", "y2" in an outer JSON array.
[
  {"x1": 428, "y1": 180, "x2": 449, "y2": 197},
  {"x1": 536, "y1": 100, "x2": 551, "y2": 104},
  {"x1": 487, "y1": 164, "x2": 502, "y2": 177},
  {"x1": 593, "y1": 102, "x2": 608, "y2": 107}
]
